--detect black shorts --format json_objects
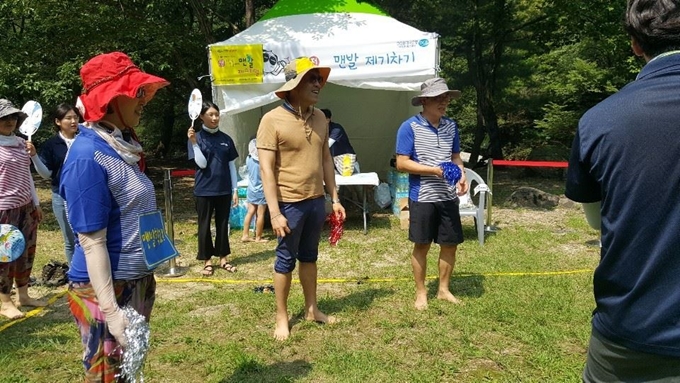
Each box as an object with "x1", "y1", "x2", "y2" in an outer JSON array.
[
  {"x1": 583, "y1": 328, "x2": 680, "y2": 382},
  {"x1": 408, "y1": 198, "x2": 464, "y2": 246}
]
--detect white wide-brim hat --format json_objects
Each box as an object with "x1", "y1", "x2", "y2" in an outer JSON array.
[{"x1": 411, "y1": 77, "x2": 462, "y2": 106}]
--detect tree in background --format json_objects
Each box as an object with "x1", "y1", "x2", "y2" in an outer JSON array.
[
  {"x1": 363, "y1": 0, "x2": 636, "y2": 165},
  {"x1": 0, "y1": 0, "x2": 275, "y2": 155},
  {"x1": 1, "y1": 0, "x2": 640, "y2": 162}
]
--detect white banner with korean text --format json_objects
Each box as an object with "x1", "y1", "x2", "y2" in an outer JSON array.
[{"x1": 258, "y1": 35, "x2": 438, "y2": 84}]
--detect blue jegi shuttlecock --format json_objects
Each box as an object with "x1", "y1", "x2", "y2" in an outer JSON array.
[{"x1": 439, "y1": 162, "x2": 462, "y2": 186}]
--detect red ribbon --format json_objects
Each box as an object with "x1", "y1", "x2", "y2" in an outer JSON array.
[
  {"x1": 327, "y1": 213, "x2": 344, "y2": 246},
  {"x1": 170, "y1": 169, "x2": 196, "y2": 177},
  {"x1": 491, "y1": 160, "x2": 568, "y2": 168}
]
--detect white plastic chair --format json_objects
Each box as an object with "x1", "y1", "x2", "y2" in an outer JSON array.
[{"x1": 458, "y1": 168, "x2": 490, "y2": 245}]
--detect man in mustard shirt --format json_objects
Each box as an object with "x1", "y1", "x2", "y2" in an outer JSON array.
[{"x1": 257, "y1": 57, "x2": 346, "y2": 341}]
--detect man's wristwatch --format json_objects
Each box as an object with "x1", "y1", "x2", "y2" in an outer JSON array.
[{"x1": 332, "y1": 198, "x2": 341, "y2": 204}]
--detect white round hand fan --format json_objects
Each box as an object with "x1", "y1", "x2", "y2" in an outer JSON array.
[
  {"x1": 188, "y1": 89, "x2": 203, "y2": 123},
  {"x1": 20, "y1": 100, "x2": 42, "y2": 141}
]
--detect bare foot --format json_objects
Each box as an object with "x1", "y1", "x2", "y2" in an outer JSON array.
[
  {"x1": 305, "y1": 309, "x2": 336, "y2": 324},
  {"x1": 0, "y1": 303, "x2": 25, "y2": 319},
  {"x1": 436, "y1": 290, "x2": 462, "y2": 305},
  {"x1": 415, "y1": 292, "x2": 428, "y2": 311},
  {"x1": 274, "y1": 314, "x2": 290, "y2": 341},
  {"x1": 17, "y1": 297, "x2": 48, "y2": 308},
  {"x1": 241, "y1": 237, "x2": 253, "y2": 243},
  {"x1": 254, "y1": 238, "x2": 269, "y2": 243}
]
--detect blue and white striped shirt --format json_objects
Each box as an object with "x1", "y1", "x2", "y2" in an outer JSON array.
[
  {"x1": 61, "y1": 127, "x2": 157, "y2": 282},
  {"x1": 395, "y1": 114, "x2": 460, "y2": 202}
]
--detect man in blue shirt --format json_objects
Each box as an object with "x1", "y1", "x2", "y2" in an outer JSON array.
[
  {"x1": 395, "y1": 77, "x2": 468, "y2": 310},
  {"x1": 566, "y1": 0, "x2": 680, "y2": 380}
]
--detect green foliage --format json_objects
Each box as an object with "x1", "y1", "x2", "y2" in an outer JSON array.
[
  {"x1": 0, "y1": 0, "x2": 647, "y2": 159},
  {"x1": 0, "y1": 0, "x2": 276, "y2": 153},
  {"x1": 364, "y1": 0, "x2": 638, "y2": 160},
  {"x1": 534, "y1": 103, "x2": 580, "y2": 146}
]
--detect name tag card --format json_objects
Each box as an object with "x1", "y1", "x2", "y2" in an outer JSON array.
[{"x1": 139, "y1": 211, "x2": 178, "y2": 270}]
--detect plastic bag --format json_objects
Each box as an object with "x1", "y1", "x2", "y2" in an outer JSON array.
[
  {"x1": 458, "y1": 193, "x2": 475, "y2": 209},
  {"x1": 333, "y1": 154, "x2": 357, "y2": 176},
  {"x1": 374, "y1": 182, "x2": 391, "y2": 209},
  {"x1": 327, "y1": 213, "x2": 344, "y2": 246}
]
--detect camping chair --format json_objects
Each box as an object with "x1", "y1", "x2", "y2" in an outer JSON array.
[{"x1": 458, "y1": 168, "x2": 490, "y2": 245}]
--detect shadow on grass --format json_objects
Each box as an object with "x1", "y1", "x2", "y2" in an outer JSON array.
[
  {"x1": 323, "y1": 287, "x2": 394, "y2": 313},
  {"x1": 585, "y1": 239, "x2": 601, "y2": 248},
  {"x1": 460, "y1": 225, "x2": 480, "y2": 243},
  {"x1": 0, "y1": 294, "x2": 75, "y2": 360},
  {"x1": 288, "y1": 287, "x2": 394, "y2": 328},
  {"x1": 295, "y1": 287, "x2": 395, "y2": 321},
  {"x1": 220, "y1": 359, "x2": 312, "y2": 383},
  {"x1": 233, "y1": 249, "x2": 275, "y2": 266},
  {"x1": 427, "y1": 274, "x2": 485, "y2": 299},
  {"x1": 341, "y1": 214, "x2": 393, "y2": 231}
]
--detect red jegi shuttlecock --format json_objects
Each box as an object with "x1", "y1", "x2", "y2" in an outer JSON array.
[{"x1": 327, "y1": 212, "x2": 345, "y2": 246}]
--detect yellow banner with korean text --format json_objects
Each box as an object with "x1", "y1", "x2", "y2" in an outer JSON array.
[{"x1": 210, "y1": 44, "x2": 264, "y2": 85}]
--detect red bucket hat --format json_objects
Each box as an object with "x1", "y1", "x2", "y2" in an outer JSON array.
[{"x1": 79, "y1": 52, "x2": 169, "y2": 121}]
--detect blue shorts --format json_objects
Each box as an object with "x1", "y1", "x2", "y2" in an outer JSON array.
[{"x1": 274, "y1": 197, "x2": 326, "y2": 273}]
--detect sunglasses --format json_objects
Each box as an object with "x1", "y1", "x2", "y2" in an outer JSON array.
[
  {"x1": 136, "y1": 87, "x2": 146, "y2": 99},
  {"x1": 432, "y1": 94, "x2": 452, "y2": 103},
  {"x1": 0, "y1": 114, "x2": 19, "y2": 122},
  {"x1": 307, "y1": 74, "x2": 324, "y2": 85}
]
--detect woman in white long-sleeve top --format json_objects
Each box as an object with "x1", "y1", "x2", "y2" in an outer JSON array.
[{"x1": 187, "y1": 101, "x2": 239, "y2": 276}]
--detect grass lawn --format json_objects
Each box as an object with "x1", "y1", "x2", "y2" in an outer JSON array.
[{"x1": 0, "y1": 167, "x2": 600, "y2": 383}]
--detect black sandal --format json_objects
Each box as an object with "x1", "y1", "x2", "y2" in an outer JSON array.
[
  {"x1": 220, "y1": 262, "x2": 237, "y2": 273},
  {"x1": 201, "y1": 265, "x2": 215, "y2": 276}
]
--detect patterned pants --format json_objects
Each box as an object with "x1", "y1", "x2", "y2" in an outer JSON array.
[
  {"x1": 0, "y1": 203, "x2": 39, "y2": 294},
  {"x1": 68, "y1": 274, "x2": 156, "y2": 383}
]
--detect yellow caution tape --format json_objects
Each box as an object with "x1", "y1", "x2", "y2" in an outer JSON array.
[{"x1": 156, "y1": 269, "x2": 593, "y2": 285}]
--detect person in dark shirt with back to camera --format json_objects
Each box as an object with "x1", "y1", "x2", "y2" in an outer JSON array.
[
  {"x1": 321, "y1": 108, "x2": 359, "y2": 175},
  {"x1": 566, "y1": 0, "x2": 680, "y2": 380}
]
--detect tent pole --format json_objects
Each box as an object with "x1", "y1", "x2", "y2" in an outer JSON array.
[{"x1": 485, "y1": 160, "x2": 499, "y2": 234}]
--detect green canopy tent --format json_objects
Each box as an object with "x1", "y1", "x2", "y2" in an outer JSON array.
[{"x1": 210, "y1": 0, "x2": 440, "y2": 176}]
